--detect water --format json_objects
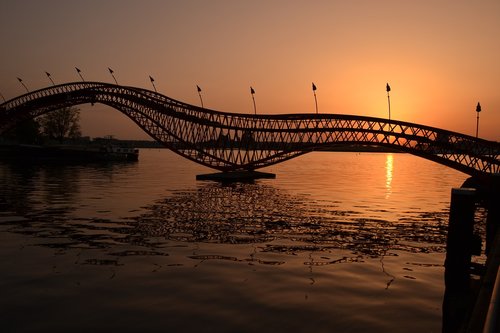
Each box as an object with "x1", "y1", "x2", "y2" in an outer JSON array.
[{"x1": 0, "y1": 150, "x2": 468, "y2": 332}]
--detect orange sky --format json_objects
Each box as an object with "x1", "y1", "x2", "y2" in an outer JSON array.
[{"x1": 1, "y1": 0, "x2": 499, "y2": 140}]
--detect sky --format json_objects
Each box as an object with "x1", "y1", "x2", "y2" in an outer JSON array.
[{"x1": 1, "y1": 0, "x2": 499, "y2": 140}]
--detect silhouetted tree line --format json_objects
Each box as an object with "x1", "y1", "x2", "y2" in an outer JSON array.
[{"x1": 1, "y1": 107, "x2": 81, "y2": 144}]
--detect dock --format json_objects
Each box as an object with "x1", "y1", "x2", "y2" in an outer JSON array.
[{"x1": 443, "y1": 175, "x2": 500, "y2": 332}]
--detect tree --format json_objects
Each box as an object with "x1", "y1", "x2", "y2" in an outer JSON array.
[
  {"x1": 39, "y1": 106, "x2": 81, "y2": 142},
  {"x1": 1, "y1": 118, "x2": 41, "y2": 144}
]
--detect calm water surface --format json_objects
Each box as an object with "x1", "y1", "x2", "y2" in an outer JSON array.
[{"x1": 0, "y1": 150, "x2": 468, "y2": 332}]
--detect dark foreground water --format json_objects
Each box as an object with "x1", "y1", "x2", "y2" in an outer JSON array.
[{"x1": 0, "y1": 150, "x2": 468, "y2": 332}]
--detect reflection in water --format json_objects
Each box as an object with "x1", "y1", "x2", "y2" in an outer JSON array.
[
  {"x1": 385, "y1": 153, "x2": 393, "y2": 199},
  {"x1": 0, "y1": 160, "x2": 135, "y2": 216},
  {"x1": 0, "y1": 160, "x2": 142, "y2": 257},
  {"x1": 0, "y1": 152, "x2": 464, "y2": 333},
  {"x1": 135, "y1": 182, "x2": 448, "y2": 258},
  {"x1": 1, "y1": 179, "x2": 449, "y2": 263}
]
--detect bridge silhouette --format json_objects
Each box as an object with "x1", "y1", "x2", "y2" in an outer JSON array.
[{"x1": 1, "y1": 81, "x2": 499, "y2": 179}]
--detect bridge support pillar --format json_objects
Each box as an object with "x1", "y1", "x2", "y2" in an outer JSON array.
[{"x1": 196, "y1": 170, "x2": 276, "y2": 182}]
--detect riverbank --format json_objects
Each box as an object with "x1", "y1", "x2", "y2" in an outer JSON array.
[{"x1": 0, "y1": 143, "x2": 139, "y2": 162}]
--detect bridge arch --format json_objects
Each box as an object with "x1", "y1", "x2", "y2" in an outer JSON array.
[{"x1": 1, "y1": 82, "x2": 499, "y2": 178}]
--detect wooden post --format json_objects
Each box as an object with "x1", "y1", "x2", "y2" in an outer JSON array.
[
  {"x1": 486, "y1": 176, "x2": 500, "y2": 254},
  {"x1": 445, "y1": 188, "x2": 476, "y2": 287},
  {"x1": 442, "y1": 187, "x2": 476, "y2": 333}
]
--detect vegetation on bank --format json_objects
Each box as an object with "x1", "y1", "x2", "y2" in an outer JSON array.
[{"x1": 1, "y1": 106, "x2": 81, "y2": 144}]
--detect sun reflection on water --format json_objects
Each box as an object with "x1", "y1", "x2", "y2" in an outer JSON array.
[{"x1": 385, "y1": 153, "x2": 393, "y2": 199}]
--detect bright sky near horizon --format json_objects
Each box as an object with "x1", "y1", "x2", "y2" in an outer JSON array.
[{"x1": 1, "y1": 0, "x2": 499, "y2": 140}]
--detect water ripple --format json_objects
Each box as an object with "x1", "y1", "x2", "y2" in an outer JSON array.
[{"x1": 132, "y1": 182, "x2": 449, "y2": 258}]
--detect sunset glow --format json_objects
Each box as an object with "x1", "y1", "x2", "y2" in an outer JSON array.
[{"x1": 1, "y1": 0, "x2": 499, "y2": 140}]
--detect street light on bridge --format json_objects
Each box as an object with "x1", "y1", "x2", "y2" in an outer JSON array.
[
  {"x1": 312, "y1": 82, "x2": 318, "y2": 114},
  {"x1": 45, "y1": 72, "x2": 55, "y2": 86},
  {"x1": 386, "y1": 83, "x2": 391, "y2": 120},
  {"x1": 75, "y1": 67, "x2": 85, "y2": 82},
  {"x1": 108, "y1": 67, "x2": 118, "y2": 85},
  {"x1": 197, "y1": 85, "x2": 204, "y2": 108},
  {"x1": 250, "y1": 86, "x2": 257, "y2": 115},
  {"x1": 0, "y1": 91, "x2": 5, "y2": 103},
  {"x1": 149, "y1": 76, "x2": 157, "y2": 92},
  {"x1": 17, "y1": 77, "x2": 29, "y2": 93},
  {"x1": 475, "y1": 102, "x2": 481, "y2": 138}
]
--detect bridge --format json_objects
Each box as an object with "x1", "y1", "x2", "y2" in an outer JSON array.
[{"x1": 1, "y1": 81, "x2": 499, "y2": 179}]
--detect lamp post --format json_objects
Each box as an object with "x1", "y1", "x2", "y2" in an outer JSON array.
[
  {"x1": 108, "y1": 68, "x2": 118, "y2": 85},
  {"x1": 0, "y1": 91, "x2": 5, "y2": 103},
  {"x1": 386, "y1": 83, "x2": 391, "y2": 120},
  {"x1": 475, "y1": 102, "x2": 481, "y2": 138},
  {"x1": 197, "y1": 85, "x2": 204, "y2": 108},
  {"x1": 17, "y1": 77, "x2": 29, "y2": 93},
  {"x1": 312, "y1": 82, "x2": 318, "y2": 114},
  {"x1": 45, "y1": 72, "x2": 55, "y2": 86},
  {"x1": 149, "y1": 76, "x2": 157, "y2": 92},
  {"x1": 250, "y1": 87, "x2": 256, "y2": 115},
  {"x1": 75, "y1": 67, "x2": 85, "y2": 81}
]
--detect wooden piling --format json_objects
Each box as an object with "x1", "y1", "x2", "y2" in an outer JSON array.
[
  {"x1": 442, "y1": 187, "x2": 476, "y2": 333},
  {"x1": 465, "y1": 176, "x2": 500, "y2": 332},
  {"x1": 445, "y1": 188, "x2": 477, "y2": 288}
]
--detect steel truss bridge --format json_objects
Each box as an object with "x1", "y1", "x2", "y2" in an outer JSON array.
[{"x1": 1, "y1": 82, "x2": 499, "y2": 178}]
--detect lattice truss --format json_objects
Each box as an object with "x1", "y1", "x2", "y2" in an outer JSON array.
[{"x1": 1, "y1": 82, "x2": 499, "y2": 177}]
